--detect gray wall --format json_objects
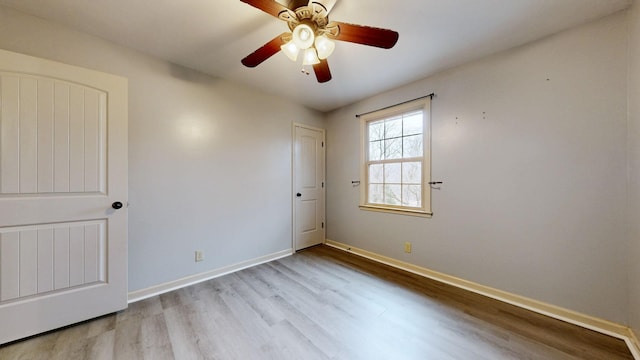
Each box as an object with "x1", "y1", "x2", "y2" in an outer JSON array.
[
  {"x1": 326, "y1": 13, "x2": 629, "y2": 323},
  {"x1": 0, "y1": 6, "x2": 325, "y2": 292},
  {"x1": 628, "y1": 1, "x2": 640, "y2": 334},
  {"x1": 1, "y1": 3, "x2": 636, "y2": 330}
]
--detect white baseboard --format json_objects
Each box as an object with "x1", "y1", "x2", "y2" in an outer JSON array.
[
  {"x1": 127, "y1": 249, "x2": 293, "y2": 303},
  {"x1": 325, "y1": 239, "x2": 639, "y2": 359},
  {"x1": 627, "y1": 329, "x2": 640, "y2": 359}
]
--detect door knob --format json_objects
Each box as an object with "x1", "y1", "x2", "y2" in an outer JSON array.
[
  {"x1": 112, "y1": 201, "x2": 124, "y2": 209},
  {"x1": 296, "y1": 193, "x2": 302, "y2": 197}
]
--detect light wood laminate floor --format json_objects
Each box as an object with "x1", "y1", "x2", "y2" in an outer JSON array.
[{"x1": 0, "y1": 245, "x2": 633, "y2": 359}]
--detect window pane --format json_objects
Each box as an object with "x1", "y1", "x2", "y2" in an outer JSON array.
[
  {"x1": 369, "y1": 184, "x2": 384, "y2": 204},
  {"x1": 403, "y1": 135, "x2": 423, "y2": 158},
  {"x1": 369, "y1": 120, "x2": 384, "y2": 141},
  {"x1": 369, "y1": 164, "x2": 383, "y2": 183},
  {"x1": 385, "y1": 117, "x2": 402, "y2": 138},
  {"x1": 384, "y1": 184, "x2": 401, "y2": 205},
  {"x1": 384, "y1": 163, "x2": 401, "y2": 183},
  {"x1": 403, "y1": 112, "x2": 422, "y2": 136},
  {"x1": 369, "y1": 140, "x2": 384, "y2": 161},
  {"x1": 385, "y1": 138, "x2": 402, "y2": 159},
  {"x1": 402, "y1": 185, "x2": 422, "y2": 207},
  {"x1": 402, "y1": 162, "x2": 422, "y2": 184}
]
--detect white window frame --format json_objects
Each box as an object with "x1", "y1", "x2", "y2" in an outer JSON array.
[{"x1": 359, "y1": 97, "x2": 432, "y2": 216}]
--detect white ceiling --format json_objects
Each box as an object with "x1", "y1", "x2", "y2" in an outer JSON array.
[{"x1": 0, "y1": 0, "x2": 631, "y2": 112}]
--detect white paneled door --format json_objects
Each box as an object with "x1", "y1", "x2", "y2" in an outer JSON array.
[
  {"x1": 0, "y1": 49, "x2": 128, "y2": 344},
  {"x1": 293, "y1": 124, "x2": 325, "y2": 251}
]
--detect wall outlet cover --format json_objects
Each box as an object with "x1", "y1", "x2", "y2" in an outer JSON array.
[{"x1": 195, "y1": 250, "x2": 204, "y2": 262}]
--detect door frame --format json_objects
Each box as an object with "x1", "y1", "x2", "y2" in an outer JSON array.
[{"x1": 292, "y1": 123, "x2": 326, "y2": 251}]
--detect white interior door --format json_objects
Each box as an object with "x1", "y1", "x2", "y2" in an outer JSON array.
[
  {"x1": 293, "y1": 124, "x2": 325, "y2": 251},
  {"x1": 0, "y1": 49, "x2": 128, "y2": 344}
]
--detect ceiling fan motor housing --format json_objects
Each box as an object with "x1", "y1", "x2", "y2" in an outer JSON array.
[{"x1": 281, "y1": 2, "x2": 332, "y2": 38}]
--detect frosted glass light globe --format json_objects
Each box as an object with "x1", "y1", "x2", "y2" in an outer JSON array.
[
  {"x1": 315, "y1": 35, "x2": 335, "y2": 59},
  {"x1": 292, "y1": 24, "x2": 315, "y2": 50},
  {"x1": 281, "y1": 41, "x2": 299, "y2": 61},
  {"x1": 302, "y1": 48, "x2": 320, "y2": 66}
]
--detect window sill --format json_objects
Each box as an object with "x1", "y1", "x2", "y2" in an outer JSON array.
[{"x1": 359, "y1": 205, "x2": 432, "y2": 218}]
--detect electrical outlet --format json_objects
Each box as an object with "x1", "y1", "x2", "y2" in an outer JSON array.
[
  {"x1": 404, "y1": 242, "x2": 412, "y2": 253},
  {"x1": 195, "y1": 250, "x2": 204, "y2": 262}
]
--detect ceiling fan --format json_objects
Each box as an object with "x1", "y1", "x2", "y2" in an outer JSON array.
[{"x1": 240, "y1": 0, "x2": 399, "y2": 83}]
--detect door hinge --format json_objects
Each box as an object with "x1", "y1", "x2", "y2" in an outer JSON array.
[
  {"x1": 322, "y1": 182, "x2": 324, "y2": 188},
  {"x1": 322, "y1": 222, "x2": 324, "y2": 229},
  {"x1": 322, "y1": 141, "x2": 324, "y2": 147}
]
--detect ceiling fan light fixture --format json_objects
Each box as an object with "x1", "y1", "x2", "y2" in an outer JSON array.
[
  {"x1": 314, "y1": 35, "x2": 335, "y2": 59},
  {"x1": 240, "y1": 0, "x2": 399, "y2": 83},
  {"x1": 292, "y1": 23, "x2": 315, "y2": 50},
  {"x1": 281, "y1": 40, "x2": 300, "y2": 61},
  {"x1": 302, "y1": 48, "x2": 321, "y2": 66}
]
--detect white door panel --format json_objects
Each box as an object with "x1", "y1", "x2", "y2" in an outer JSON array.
[
  {"x1": 0, "y1": 221, "x2": 106, "y2": 301},
  {"x1": 0, "y1": 49, "x2": 127, "y2": 344},
  {"x1": 1, "y1": 74, "x2": 106, "y2": 195},
  {"x1": 301, "y1": 200, "x2": 317, "y2": 232},
  {"x1": 294, "y1": 125, "x2": 325, "y2": 251}
]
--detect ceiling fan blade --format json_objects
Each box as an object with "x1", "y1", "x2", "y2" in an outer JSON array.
[
  {"x1": 241, "y1": 33, "x2": 288, "y2": 68},
  {"x1": 241, "y1": 0, "x2": 290, "y2": 18},
  {"x1": 331, "y1": 21, "x2": 399, "y2": 49},
  {"x1": 313, "y1": 59, "x2": 332, "y2": 83}
]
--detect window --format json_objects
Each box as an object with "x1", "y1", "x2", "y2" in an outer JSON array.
[{"x1": 359, "y1": 97, "x2": 431, "y2": 216}]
